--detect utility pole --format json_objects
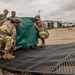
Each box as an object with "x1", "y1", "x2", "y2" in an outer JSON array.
[{"x1": 38, "y1": 10, "x2": 41, "y2": 16}]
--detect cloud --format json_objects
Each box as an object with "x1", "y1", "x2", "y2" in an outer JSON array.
[
  {"x1": 42, "y1": 0, "x2": 75, "y2": 22},
  {"x1": 0, "y1": 0, "x2": 75, "y2": 22}
]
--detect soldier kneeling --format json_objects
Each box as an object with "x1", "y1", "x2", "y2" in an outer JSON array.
[
  {"x1": 34, "y1": 15, "x2": 49, "y2": 46},
  {"x1": 0, "y1": 17, "x2": 22, "y2": 60}
]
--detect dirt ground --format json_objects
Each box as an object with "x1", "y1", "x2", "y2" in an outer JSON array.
[
  {"x1": 0, "y1": 27, "x2": 75, "y2": 75},
  {"x1": 39, "y1": 27, "x2": 75, "y2": 46}
]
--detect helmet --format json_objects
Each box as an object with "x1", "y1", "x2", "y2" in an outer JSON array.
[{"x1": 35, "y1": 15, "x2": 41, "y2": 19}]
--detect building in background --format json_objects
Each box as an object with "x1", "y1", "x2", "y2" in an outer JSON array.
[{"x1": 44, "y1": 20, "x2": 62, "y2": 29}]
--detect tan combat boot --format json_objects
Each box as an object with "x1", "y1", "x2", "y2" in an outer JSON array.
[
  {"x1": 7, "y1": 53, "x2": 15, "y2": 60},
  {"x1": 41, "y1": 43, "x2": 45, "y2": 46},
  {"x1": 3, "y1": 52, "x2": 8, "y2": 59},
  {"x1": 3, "y1": 52, "x2": 15, "y2": 60}
]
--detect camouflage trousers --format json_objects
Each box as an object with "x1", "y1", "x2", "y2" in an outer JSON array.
[
  {"x1": 39, "y1": 31, "x2": 49, "y2": 39},
  {"x1": 38, "y1": 31, "x2": 49, "y2": 44},
  {"x1": 0, "y1": 35, "x2": 14, "y2": 53}
]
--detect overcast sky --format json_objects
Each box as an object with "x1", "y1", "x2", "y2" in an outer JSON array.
[{"x1": 0, "y1": 0, "x2": 75, "y2": 22}]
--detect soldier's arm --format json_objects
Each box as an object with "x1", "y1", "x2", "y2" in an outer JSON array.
[
  {"x1": 42, "y1": 22, "x2": 49, "y2": 33},
  {"x1": 11, "y1": 26, "x2": 16, "y2": 48},
  {"x1": 0, "y1": 21, "x2": 4, "y2": 26},
  {"x1": 34, "y1": 23, "x2": 41, "y2": 32}
]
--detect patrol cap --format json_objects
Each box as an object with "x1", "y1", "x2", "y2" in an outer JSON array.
[
  {"x1": 35, "y1": 15, "x2": 41, "y2": 19},
  {"x1": 4, "y1": 9, "x2": 9, "y2": 13},
  {"x1": 8, "y1": 17, "x2": 22, "y2": 26},
  {"x1": 14, "y1": 17, "x2": 22, "y2": 26}
]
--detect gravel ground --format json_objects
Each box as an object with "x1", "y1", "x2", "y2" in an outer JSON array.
[{"x1": 0, "y1": 27, "x2": 75, "y2": 75}]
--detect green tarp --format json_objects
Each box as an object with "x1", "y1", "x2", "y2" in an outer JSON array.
[{"x1": 16, "y1": 17, "x2": 38, "y2": 48}]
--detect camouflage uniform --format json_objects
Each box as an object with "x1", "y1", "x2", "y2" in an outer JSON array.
[
  {"x1": 0, "y1": 9, "x2": 9, "y2": 26},
  {"x1": 35, "y1": 21, "x2": 49, "y2": 39},
  {"x1": 10, "y1": 11, "x2": 22, "y2": 25},
  {"x1": 0, "y1": 14, "x2": 7, "y2": 26},
  {"x1": 9, "y1": 17, "x2": 22, "y2": 26},
  {"x1": 35, "y1": 15, "x2": 49, "y2": 46},
  {"x1": 0, "y1": 20, "x2": 16, "y2": 59}
]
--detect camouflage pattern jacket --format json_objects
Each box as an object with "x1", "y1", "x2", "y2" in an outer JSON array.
[
  {"x1": 0, "y1": 14, "x2": 7, "y2": 26},
  {"x1": 35, "y1": 21, "x2": 49, "y2": 33},
  {"x1": 0, "y1": 20, "x2": 16, "y2": 48}
]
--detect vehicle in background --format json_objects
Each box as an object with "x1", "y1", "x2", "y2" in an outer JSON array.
[{"x1": 62, "y1": 22, "x2": 75, "y2": 28}]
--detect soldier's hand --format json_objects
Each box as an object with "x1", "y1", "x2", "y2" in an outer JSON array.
[
  {"x1": 13, "y1": 47, "x2": 17, "y2": 51},
  {"x1": 34, "y1": 23, "x2": 37, "y2": 26}
]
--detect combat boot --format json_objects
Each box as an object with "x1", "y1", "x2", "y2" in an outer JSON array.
[
  {"x1": 6, "y1": 53, "x2": 15, "y2": 60},
  {"x1": 3, "y1": 52, "x2": 15, "y2": 60},
  {"x1": 41, "y1": 43, "x2": 45, "y2": 46},
  {"x1": 3, "y1": 52, "x2": 8, "y2": 59}
]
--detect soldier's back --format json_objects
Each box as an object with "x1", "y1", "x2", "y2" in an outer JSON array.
[
  {"x1": 0, "y1": 14, "x2": 6, "y2": 26},
  {"x1": 0, "y1": 20, "x2": 15, "y2": 36}
]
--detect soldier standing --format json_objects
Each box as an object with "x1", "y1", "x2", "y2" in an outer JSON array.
[
  {"x1": 0, "y1": 18, "x2": 22, "y2": 60},
  {"x1": 0, "y1": 9, "x2": 9, "y2": 26},
  {"x1": 3, "y1": 9, "x2": 9, "y2": 18},
  {"x1": 34, "y1": 15, "x2": 49, "y2": 46}
]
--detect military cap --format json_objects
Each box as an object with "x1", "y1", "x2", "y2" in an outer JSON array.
[
  {"x1": 35, "y1": 15, "x2": 41, "y2": 19},
  {"x1": 8, "y1": 17, "x2": 22, "y2": 25},
  {"x1": 14, "y1": 17, "x2": 22, "y2": 26},
  {"x1": 4, "y1": 9, "x2": 9, "y2": 13}
]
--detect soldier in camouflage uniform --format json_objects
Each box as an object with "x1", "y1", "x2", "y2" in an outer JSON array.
[
  {"x1": 0, "y1": 9, "x2": 9, "y2": 26},
  {"x1": 0, "y1": 17, "x2": 22, "y2": 60},
  {"x1": 11, "y1": 11, "x2": 17, "y2": 18},
  {"x1": 11, "y1": 11, "x2": 21, "y2": 21},
  {"x1": 10, "y1": 11, "x2": 22, "y2": 26},
  {"x1": 34, "y1": 15, "x2": 49, "y2": 46}
]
